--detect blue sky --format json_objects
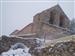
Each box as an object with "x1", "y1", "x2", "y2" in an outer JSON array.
[{"x1": 0, "y1": 0, "x2": 75, "y2": 35}]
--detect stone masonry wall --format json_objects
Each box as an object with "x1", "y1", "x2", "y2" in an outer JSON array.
[{"x1": 0, "y1": 36, "x2": 38, "y2": 54}]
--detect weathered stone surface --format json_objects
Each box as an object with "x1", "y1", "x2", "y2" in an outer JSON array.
[
  {"x1": 10, "y1": 5, "x2": 70, "y2": 40},
  {"x1": 0, "y1": 35, "x2": 75, "y2": 56},
  {"x1": 29, "y1": 35, "x2": 75, "y2": 56},
  {"x1": 0, "y1": 36, "x2": 38, "y2": 54},
  {"x1": 30, "y1": 41, "x2": 75, "y2": 56}
]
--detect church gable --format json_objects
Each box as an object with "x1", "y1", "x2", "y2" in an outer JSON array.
[
  {"x1": 33, "y1": 5, "x2": 70, "y2": 28},
  {"x1": 10, "y1": 5, "x2": 70, "y2": 39}
]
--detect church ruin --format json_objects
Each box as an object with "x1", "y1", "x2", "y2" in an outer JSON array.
[
  {"x1": 1, "y1": 5, "x2": 75, "y2": 55},
  {"x1": 10, "y1": 5, "x2": 70, "y2": 40}
]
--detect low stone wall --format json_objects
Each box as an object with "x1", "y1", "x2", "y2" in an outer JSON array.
[
  {"x1": 0, "y1": 36, "x2": 37, "y2": 54},
  {"x1": 0, "y1": 35, "x2": 75, "y2": 56}
]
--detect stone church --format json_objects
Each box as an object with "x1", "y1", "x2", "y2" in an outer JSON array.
[{"x1": 10, "y1": 5, "x2": 70, "y2": 40}]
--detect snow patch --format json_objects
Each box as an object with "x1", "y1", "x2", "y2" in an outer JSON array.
[{"x1": 1, "y1": 43, "x2": 31, "y2": 56}]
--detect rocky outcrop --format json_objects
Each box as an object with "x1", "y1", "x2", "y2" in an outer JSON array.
[
  {"x1": 30, "y1": 41, "x2": 75, "y2": 56},
  {"x1": 29, "y1": 35, "x2": 75, "y2": 56}
]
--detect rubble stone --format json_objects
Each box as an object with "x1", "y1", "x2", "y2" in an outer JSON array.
[{"x1": 29, "y1": 41, "x2": 75, "y2": 56}]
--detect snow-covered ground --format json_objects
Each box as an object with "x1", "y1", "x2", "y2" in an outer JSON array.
[
  {"x1": 1, "y1": 48, "x2": 31, "y2": 56},
  {"x1": 0, "y1": 38, "x2": 45, "y2": 56},
  {"x1": 1, "y1": 43, "x2": 31, "y2": 56}
]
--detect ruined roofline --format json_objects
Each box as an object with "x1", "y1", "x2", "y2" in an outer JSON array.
[
  {"x1": 15, "y1": 23, "x2": 33, "y2": 35},
  {"x1": 10, "y1": 29, "x2": 19, "y2": 35},
  {"x1": 54, "y1": 5, "x2": 69, "y2": 21},
  {"x1": 49, "y1": 4, "x2": 69, "y2": 19},
  {"x1": 33, "y1": 4, "x2": 70, "y2": 21}
]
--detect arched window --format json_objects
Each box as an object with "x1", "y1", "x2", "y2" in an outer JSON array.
[
  {"x1": 60, "y1": 15, "x2": 64, "y2": 27},
  {"x1": 49, "y1": 11, "x2": 55, "y2": 24}
]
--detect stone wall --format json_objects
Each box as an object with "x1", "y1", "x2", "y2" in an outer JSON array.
[
  {"x1": 35, "y1": 22, "x2": 70, "y2": 39},
  {"x1": 33, "y1": 5, "x2": 70, "y2": 30},
  {"x1": 32, "y1": 5, "x2": 70, "y2": 39},
  {"x1": 31, "y1": 41, "x2": 75, "y2": 56},
  {"x1": 16, "y1": 23, "x2": 34, "y2": 35},
  {"x1": 0, "y1": 36, "x2": 38, "y2": 54}
]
